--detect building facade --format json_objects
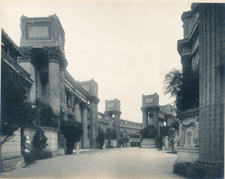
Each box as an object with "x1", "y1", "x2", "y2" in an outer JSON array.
[
  {"x1": 1, "y1": 15, "x2": 143, "y2": 171},
  {"x1": 141, "y1": 93, "x2": 175, "y2": 148},
  {"x1": 177, "y1": 3, "x2": 224, "y2": 163}
]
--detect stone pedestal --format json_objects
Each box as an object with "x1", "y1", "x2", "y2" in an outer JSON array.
[
  {"x1": 176, "y1": 108, "x2": 199, "y2": 162},
  {"x1": 176, "y1": 147, "x2": 199, "y2": 162},
  {"x1": 110, "y1": 140, "x2": 117, "y2": 148},
  {"x1": 141, "y1": 138, "x2": 155, "y2": 148}
]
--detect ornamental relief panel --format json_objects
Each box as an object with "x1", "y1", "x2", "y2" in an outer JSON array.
[{"x1": 178, "y1": 119, "x2": 199, "y2": 148}]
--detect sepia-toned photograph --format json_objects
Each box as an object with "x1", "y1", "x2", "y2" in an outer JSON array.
[{"x1": 0, "y1": 0, "x2": 224, "y2": 178}]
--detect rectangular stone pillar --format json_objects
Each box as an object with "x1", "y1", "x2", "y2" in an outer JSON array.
[
  {"x1": 114, "y1": 112, "x2": 121, "y2": 143},
  {"x1": 141, "y1": 107, "x2": 148, "y2": 128},
  {"x1": 153, "y1": 107, "x2": 159, "y2": 148},
  {"x1": 198, "y1": 3, "x2": 224, "y2": 162},
  {"x1": 95, "y1": 103, "x2": 98, "y2": 146}
]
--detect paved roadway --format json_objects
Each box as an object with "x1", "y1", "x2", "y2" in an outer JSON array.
[{"x1": 1, "y1": 148, "x2": 186, "y2": 179}]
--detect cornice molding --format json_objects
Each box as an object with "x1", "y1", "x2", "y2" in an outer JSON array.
[{"x1": 177, "y1": 20, "x2": 199, "y2": 56}]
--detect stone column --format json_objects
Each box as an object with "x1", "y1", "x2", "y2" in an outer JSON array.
[
  {"x1": 20, "y1": 47, "x2": 36, "y2": 102},
  {"x1": 89, "y1": 96, "x2": 96, "y2": 148},
  {"x1": 114, "y1": 111, "x2": 121, "y2": 146},
  {"x1": 181, "y1": 56, "x2": 192, "y2": 83},
  {"x1": 141, "y1": 107, "x2": 148, "y2": 128},
  {"x1": 74, "y1": 97, "x2": 80, "y2": 122},
  {"x1": 60, "y1": 61, "x2": 67, "y2": 121},
  {"x1": 104, "y1": 111, "x2": 112, "y2": 128},
  {"x1": 198, "y1": 4, "x2": 225, "y2": 163},
  {"x1": 44, "y1": 46, "x2": 61, "y2": 115},
  {"x1": 95, "y1": 98, "x2": 99, "y2": 146},
  {"x1": 81, "y1": 103, "x2": 88, "y2": 148},
  {"x1": 152, "y1": 107, "x2": 160, "y2": 148}
]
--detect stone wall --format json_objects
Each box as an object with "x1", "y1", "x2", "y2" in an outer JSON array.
[{"x1": 0, "y1": 129, "x2": 24, "y2": 172}]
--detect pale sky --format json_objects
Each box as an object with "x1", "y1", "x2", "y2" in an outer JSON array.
[{"x1": 0, "y1": 0, "x2": 194, "y2": 123}]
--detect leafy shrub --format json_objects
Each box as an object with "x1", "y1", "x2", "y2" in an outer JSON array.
[
  {"x1": 168, "y1": 128, "x2": 177, "y2": 152},
  {"x1": 98, "y1": 126, "x2": 105, "y2": 149},
  {"x1": 105, "y1": 128, "x2": 117, "y2": 147},
  {"x1": 23, "y1": 152, "x2": 36, "y2": 164},
  {"x1": 173, "y1": 161, "x2": 224, "y2": 178},
  {"x1": 61, "y1": 119, "x2": 83, "y2": 154},
  {"x1": 32, "y1": 128, "x2": 48, "y2": 151},
  {"x1": 160, "y1": 126, "x2": 170, "y2": 137},
  {"x1": 34, "y1": 100, "x2": 59, "y2": 128},
  {"x1": 30, "y1": 150, "x2": 53, "y2": 160},
  {"x1": 170, "y1": 120, "x2": 179, "y2": 130},
  {"x1": 140, "y1": 125, "x2": 154, "y2": 139},
  {"x1": 130, "y1": 141, "x2": 140, "y2": 147},
  {"x1": 119, "y1": 130, "x2": 130, "y2": 147}
]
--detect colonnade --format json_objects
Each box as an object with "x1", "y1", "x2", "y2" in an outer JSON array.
[
  {"x1": 34, "y1": 46, "x2": 100, "y2": 149},
  {"x1": 104, "y1": 110, "x2": 121, "y2": 143},
  {"x1": 141, "y1": 106, "x2": 160, "y2": 147}
]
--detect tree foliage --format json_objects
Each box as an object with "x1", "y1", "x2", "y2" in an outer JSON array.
[
  {"x1": 164, "y1": 69, "x2": 183, "y2": 98},
  {"x1": 98, "y1": 126, "x2": 105, "y2": 149},
  {"x1": 140, "y1": 125, "x2": 155, "y2": 139},
  {"x1": 119, "y1": 130, "x2": 130, "y2": 147},
  {"x1": 32, "y1": 128, "x2": 48, "y2": 151},
  {"x1": 1, "y1": 61, "x2": 36, "y2": 146},
  {"x1": 164, "y1": 69, "x2": 199, "y2": 112},
  {"x1": 60, "y1": 119, "x2": 83, "y2": 154},
  {"x1": 34, "y1": 100, "x2": 59, "y2": 128},
  {"x1": 168, "y1": 128, "x2": 177, "y2": 152}
]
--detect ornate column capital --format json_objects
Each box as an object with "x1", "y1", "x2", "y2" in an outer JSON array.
[
  {"x1": 104, "y1": 111, "x2": 112, "y2": 117},
  {"x1": 81, "y1": 102, "x2": 89, "y2": 110},
  {"x1": 88, "y1": 96, "x2": 99, "y2": 104},
  {"x1": 149, "y1": 106, "x2": 160, "y2": 112},
  {"x1": 113, "y1": 110, "x2": 122, "y2": 116},
  {"x1": 141, "y1": 107, "x2": 148, "y2": 112},
  {"x1": 74, "y1": 96, "x2": 81, "y2": 105},
  {"x1": 44, "y1": 46, "x2": 62, "y2": 63},
  {"x1": 20, "y1": 46, "x2": 35, "y2": 63}
]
